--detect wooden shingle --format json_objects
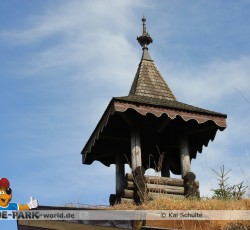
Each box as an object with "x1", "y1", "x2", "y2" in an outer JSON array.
[{"x1": 129, "y1": 57, "x2": 176, "y2": 101}]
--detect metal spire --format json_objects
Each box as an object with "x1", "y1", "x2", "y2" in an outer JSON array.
[
  {"x1": 137, "y1": 16, "x2": 153, "y2": 60},
  {"x1": 137, "y1": 16, "x2": 153, "y2": 49}
]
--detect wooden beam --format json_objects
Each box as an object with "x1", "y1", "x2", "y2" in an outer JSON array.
[
  {"x1": 147, "y1": 183, "x2": 184, "y2": 194},
  {"x1": 121, "y1": 189, "x2": 134, "y2": 199},
  {"x1": 157, "y1": 118, "x2": 171, "y2": 133},
  {"x1": 124, "y1": 181, "x2": 134, "y2": 190},
  {"x1": 126, "y1": 173, "x2": 184, "y2": 187},
  {"x1": 148, "y1": 192, "x2": 184, "y2": 199},
  {"x1": 179, "y1": 135, "x2": 191, "y2": 178},
  {"x1": 119, "y1": 112, "x2": 135, "y2": 127},
  {"x1": 131, "y1": 128, "x2": 142, "y2": 171},
  {"x1": 120, "y1": 198, "x2": 134, "y2": 204},
  {"x1": 87, "y1": 152, "x2": 113, "y2": 161},
  {"x1": 188, "y1": 126, "x2": 217, "y2": 135},
  {"x1": 99, "y1": 135, "x2": 129, "y2": 142},
  {"x1": 124, "y1": 181, "x2": 185, "y2": 195}
]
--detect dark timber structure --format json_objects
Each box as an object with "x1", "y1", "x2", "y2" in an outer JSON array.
[{"x1": 81, "y1": 17, "x2": 227, "y2": 204}]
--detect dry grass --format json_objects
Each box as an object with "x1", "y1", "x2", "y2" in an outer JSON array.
[
  {"x1": 110, "y1": 196, "x2": 250, "y2": 210},
  {"x1": 110, "y1": 197, "x2": 250, "y2": 230}
]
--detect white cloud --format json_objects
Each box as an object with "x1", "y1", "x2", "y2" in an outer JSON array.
[
  {"x1": 3, "y1": 1, "x2": 142, "y2": 44},
  {"x1": 2, "y1": 0, "x2": 142, "y2": 99},
  {"x1": 163, "y1": 57, "x2": 250, "y2": 106}
]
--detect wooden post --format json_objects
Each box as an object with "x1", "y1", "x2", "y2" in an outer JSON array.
[
  {"x1": 161, "y1": 159, "x2": 170, "y2": 177},
  {"x1": 116, "y1": 154, "x2": 125, "y2": 195},
  {"x1": 179, "y1": 135, "x2": 191, "y2": 178},
  {"x1": 131, "y1": 128, "x2": 142, "y2": 171}
]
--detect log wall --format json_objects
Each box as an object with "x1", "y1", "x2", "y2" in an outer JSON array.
[{"x1": 110, "y1": 169, "x2": 199, "y2": 205}]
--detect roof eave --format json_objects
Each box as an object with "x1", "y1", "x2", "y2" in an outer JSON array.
[
  {"x1": 114, "y1": 96, "x2": 227, "y2": 119},
  {"x1": 81, "y1": 98, "x2": 116, "y2": 164}
]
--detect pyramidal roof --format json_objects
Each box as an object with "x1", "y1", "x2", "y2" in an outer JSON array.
[
  {"x1": 129, "y1": 51, "x2": 177, "y2": 100},
  {"x1": 128, "y1": 17, "x2": 176, "y2": 101},
  {"x1": 117, "y1": 17, "x2": 226, "y2": 117}
]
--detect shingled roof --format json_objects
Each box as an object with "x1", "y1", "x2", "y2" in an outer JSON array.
[
  {"x1": 129, "y1": 16, "x2": 176, "y2": 101},
  {"x1": 127, "y1": 18, "x2": 225, "y2": 118},
  {"x1": 129, "y1": 51, "x2": 177, "y2": 101}
]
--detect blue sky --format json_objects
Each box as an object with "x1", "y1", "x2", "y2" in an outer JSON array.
[{"x1": 1, "y1": 0, "x2": 250, "y2": 229}]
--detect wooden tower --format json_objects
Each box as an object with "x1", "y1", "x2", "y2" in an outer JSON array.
[{"x1": 81, "y1": 17, "x2": 227, "y2": 204}]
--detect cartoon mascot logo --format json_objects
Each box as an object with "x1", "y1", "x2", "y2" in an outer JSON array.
[{"x1": 0, "y1": 178, "x2": 38, "y2": 210}]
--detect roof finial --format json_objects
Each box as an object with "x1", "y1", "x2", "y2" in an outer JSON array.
[
  {"x1": 142, "y1": 15, "x2": 147, "y2": 35},
  {"x1": 137, "y1": 16, "x2": 153, "y2": 49}
]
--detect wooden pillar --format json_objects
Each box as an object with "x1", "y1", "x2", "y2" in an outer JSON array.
[
  {"x1": 179, "y1": 135, "x2": 191, "y2": 178},
  {"x1": 115, "y1": 154, "x2": 125, "y2": 195},
  {"x1": 161, "y1": 159, "x2": 170, "y2": 177},
  {"x1": 131, "y1": 127, "x2": 142, "y2": 171}
]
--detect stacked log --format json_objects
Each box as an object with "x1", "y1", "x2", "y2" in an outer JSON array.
[
  {"x1": 113, "y1": 166, "x2": 147, "y2": 204},
  {"x1": 110, "y1": 171, "x2": 199, "y2": 206},
  {"x1": 121, "y1": 189, "x2": 133, "y2": 199},
  {"x1": 146, "y1": 176, "x2": 184, "y2": 198},
  {"x1": 125, "y1": 173, "x2": 186, "y2": 199},
  {"x1": 109, "y1": 193, "x2": 134, "y2": 205},
  {"x1": 183, "y1": 172, "x2": 200, "y2": 198},
  {"x1": 110, "y1": 172, "x2": 137, "y2": 205},
  {"x1": 146, "y1": 176, "x2": 185, "y2": 187},
  {"x1": 121, "y1": 174, "x2": 135, "y2": 202},
  {"x1": 147, "y1": 183, "x2": 184, "y2": 195}
]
